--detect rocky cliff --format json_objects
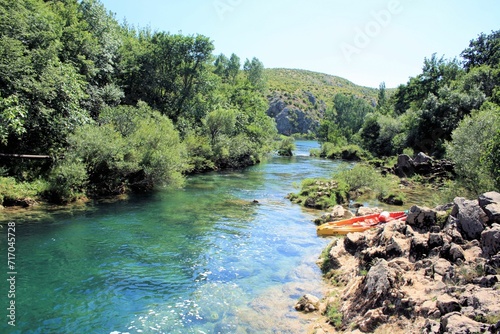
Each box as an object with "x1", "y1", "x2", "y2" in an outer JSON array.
[{"x1": 265, "y1": 69, "x2": 378, "y2": 136}]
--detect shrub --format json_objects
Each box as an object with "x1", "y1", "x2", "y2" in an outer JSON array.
[
  {"x1": 0, "y1": 177, "x2": 49, "y2": 205},
  {"x1": 47, "y1": 161, "x2": 88, "y2": 203},
  {"x1": 277, "y1": 136, "x2": 295, "y2": 156}
]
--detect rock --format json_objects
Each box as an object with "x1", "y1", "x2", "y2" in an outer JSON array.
[
  {"x1": 448, "y1": 243, "x2": 466, "y2": 263},
  {"x1": 428, "y1": 233, "x2": 444, "y2": 249},
  {"x1": 480, "y1": 224, "x2": 500, "y2": 258},
  {"x1": 409, "y1": 234, "x2": 429, "y2": 262},
  {"x1": 478, "y1": 191, "x2": 500, "y2": 224},
  {"x1": 418, "y1": 300, "x2": 439, "y2": 318},
  {"x1": 344, "y1": 232, "x2": 368, "y2": 255},
  {"x1": 407, "y1": 205, "x2": 437, "y2": 231},
  {"x1": 356, "y1": 206, "x2": 383, "y2": 216},
  {"x1": 357, "y1": 308, "x2": 388, "y2": 332},
  {"x1": 436, "y1": 295, "x2": 461, "y2": 315},
  {"x1": 414, "y1": 152, "x2": 433, "y2": 164},
  {"x1": 394, "y1": 154, "x2": 415, "y2": 177},
  {"x1": 440, "y1": 311, "x2": 488, "y2": 334},
  {"x1": 362, "y1": 259, "x2": 399, "y2": 302},
  {"x1": 330, "y1": 205, "x2": 346, "y2": 218},
  {"x1": 422, "y1": 318, "x2": 440, "y2": 334},
  {"x1": 472, "y1": 275, "x2": 498, "y2": 287},
  {"x1": 433, "y1": 258, "x2": 453, "y2": 277},
  {"x1": 443, "y1": 217, "x2": 465, "y2": 244},
  {"x1": 322, "y1": 240, "x2": 342, "y2": 272},
  {"x1": 487, "y1": 254, "x2": 500, "y2": 269},
  {"x1": 451, "y1": 197, "x2": 486, "y2": 240},
  {"x1": 294, "y1": 294, "x2": 320, "y2": 313},
  {"x1": 385, "y1": 237, "x2": 404, "y2": 259}
]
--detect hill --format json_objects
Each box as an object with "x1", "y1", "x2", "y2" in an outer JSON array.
[{"x1": 265, "y1": 68, "x2": 379, "y2": 136}]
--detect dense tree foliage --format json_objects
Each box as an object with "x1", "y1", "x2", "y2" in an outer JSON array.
[
  {"x1": 0, "y1": 0, "x2": 277, "y2": 203},
  {"x1": 317, "y1": 29, "x2": 500, "y2": 193}
]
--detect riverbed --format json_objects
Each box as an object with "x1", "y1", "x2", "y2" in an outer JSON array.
[{"x1": 0, "y1": 141, "x2": 342, "y2": 333}]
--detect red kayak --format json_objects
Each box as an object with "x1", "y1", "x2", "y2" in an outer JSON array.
[{"x1": 317, "y1": 211, "x2": 406, "y2": 236}]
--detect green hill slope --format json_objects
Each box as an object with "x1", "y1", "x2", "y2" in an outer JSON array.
[{"x1": 265, "y1": 68, "x2": 379, "y2": 135}]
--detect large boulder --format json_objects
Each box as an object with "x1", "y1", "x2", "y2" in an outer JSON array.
[
  {"x1": 480, "y1": 224, "x2": 500, "y2": 258},
  {"x1": 451, "y1": 197, "x2": 486, "y2": 240},
  {"x1": 394, "y1": 154, "x2": 415, "y2": 177},
  {"x1": 478, "y1": 191, "x2": 500, "y2": 224}
]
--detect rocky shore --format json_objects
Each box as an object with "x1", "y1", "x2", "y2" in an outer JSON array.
[{"x1": 297, "y1": 191, "x2": 500, "y2": 334}]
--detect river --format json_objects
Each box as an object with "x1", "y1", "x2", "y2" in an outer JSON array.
[{"x1": 1, "y1": 141, "x2": 344, "y2": 334}]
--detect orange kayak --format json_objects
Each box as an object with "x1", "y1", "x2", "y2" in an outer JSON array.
[{"x1": 317, "y1": 211, "x2": 406, "y2": 236}]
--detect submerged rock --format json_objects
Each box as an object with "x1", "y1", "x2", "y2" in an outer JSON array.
[{"x1": 294, "y1": 294, "x2": 320, "y2": 313}]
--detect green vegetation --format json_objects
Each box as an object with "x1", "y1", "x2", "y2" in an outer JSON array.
[
  {"x1": 290, "y1": 164, "x2": 404, "y2": 209},
  {"x1": 277, "y1": 136, "x2": 296, "y2": 156},
  {"x1": 325, "y1": 294, "x2": 343, "y2": 330},
  {"x1": 0, "y1": 0, "x2": 277, "y2": 204},
  {"x1": 315, "y1": 29, "x2": 500, "y2": 195}
]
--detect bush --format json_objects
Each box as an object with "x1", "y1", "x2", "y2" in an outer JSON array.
[
  {"x1": 0, "y1": 177, "x2": 49, "y2": 205},
  {"x1": 277, "y1": 136, "x2": 295, "y2": 156},
  {"x1": 47, "y1": 161, "x2": 88, "y2": 203},
  {"x1": 320, "y1": 143, "x2": 369, "y2": 161}
]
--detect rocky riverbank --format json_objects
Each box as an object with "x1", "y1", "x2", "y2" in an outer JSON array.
[{"x1": 297, "y1": 191, "x2": 500, "y2": 334}]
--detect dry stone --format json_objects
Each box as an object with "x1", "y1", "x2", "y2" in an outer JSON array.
[
  {"x1": 478, "y1": 191, "x2": 500, "y2": 224},
  {"x1": 480, "y1": 224, "x2": 500, "y2": 257},
  {"x1": 407, "y1": 205, "x2": 437, "y2": 231},
  {"x1": 451, "y1": 197, "x2": 486, "y2": 240}
]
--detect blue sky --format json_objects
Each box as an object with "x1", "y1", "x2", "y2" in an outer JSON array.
[{"x1": 100, "y1": 0, "x2": 500, "y2": 88}]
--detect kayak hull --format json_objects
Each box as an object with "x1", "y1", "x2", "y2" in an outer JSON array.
[{"x1": 317, "y1": 211, "x2": 406, "y2": 236}]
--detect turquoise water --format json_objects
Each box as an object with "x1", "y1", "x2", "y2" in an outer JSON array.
[{"x1": 1, "y1": 141, "x2": 340, "y2": 334}]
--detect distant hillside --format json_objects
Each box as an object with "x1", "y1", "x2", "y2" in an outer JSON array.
[{"x1": 264, "y1": 68, "x2": 379, "y2": 136}]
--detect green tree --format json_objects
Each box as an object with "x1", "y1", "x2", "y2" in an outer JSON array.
[
  {"x1": 227, "y1": 53, "x2": 241, "y2": 83},
  {"x1": 244, "y1": 57, "x2": 266, "y2": 91},
  {"x1": 446, "y1": 102, "x2": 500, "y2": 193},
  {"x1": 461, "y1": 30, "x2": 500, "y2": 71}
]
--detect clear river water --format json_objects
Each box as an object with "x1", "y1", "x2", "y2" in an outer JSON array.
[{"x1": 1, "y1": 141, "x2": 346, "y2": 334}]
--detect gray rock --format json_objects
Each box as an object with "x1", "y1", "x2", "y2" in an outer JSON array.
[
  {"x1": 451, "y1": 197, "x2": 486, "y2": 240},
  {"x1": 428, "y1": 233, "x2": 444, "y2": 249},
  {"x1": 448, "y1": 243, "x2": 466, "y2": 263},
  {"x1": 472, "y1": 275, "x2": 498, "y2": 287},
  {"x1": 294, "y1": 294, "x2": 320, "y2": 313},
  {"x1": 480, "y1": 224, "x2": 500, "y2": 258},
  {"x1": 479, "y1": 191, "x2": 500, "y2": 224},
  {"x1": 363, "y1": 259, "x2": 397, "y2": 297},
  {"x1": 394, "y1": 154, "x2": 414, "y2": 177},
  {"x1": 407, "y1": 205, "x2": 437, "y2": 231},
  {"x1": 440, "y1": 312, "x2": 488, "y2": 334},
  {"x1": 414, "y1": 152, "x2": 433, "y2": 164},
  {"x1": 409, "y1": 234, "x2": 429, "y2": 262}
]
